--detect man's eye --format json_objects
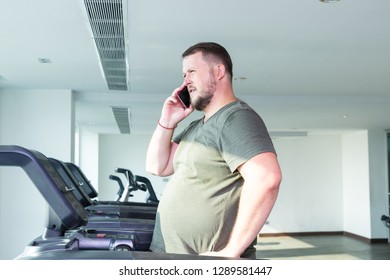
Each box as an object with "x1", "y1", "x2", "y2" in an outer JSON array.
[{"x1": 183, "y1": 70, "x2": 195, "y2": 78}]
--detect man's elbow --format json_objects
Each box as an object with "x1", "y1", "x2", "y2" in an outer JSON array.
[
  {"x1": 145, "y1": 167, "x2": 155, "y2": 176},
  {"x1": 145, "y1": 163, "x2": 160, "y2": 176},
  {"x1": 145, "y1": 163, "x2": 171, "y2": 177},
  {"x1": 266, "y1": 169, "x2": 282, "y2": 194}
]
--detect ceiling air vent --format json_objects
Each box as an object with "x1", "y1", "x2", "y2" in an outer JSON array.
[
  {"x1": 112, "y1": 106, "x2": 131, "y2": 134},
  {"x1": 83, "y1": 0, "x2": 128, "y2": 90}
]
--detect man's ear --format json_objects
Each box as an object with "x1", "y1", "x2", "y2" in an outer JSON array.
[{"x1": 215, "y1": 63, "x2": 226, "y2": 80}]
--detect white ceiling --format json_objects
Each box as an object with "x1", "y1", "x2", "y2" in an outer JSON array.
[{"x1": 1, "y1": 0, "x2": 390, "y2": 136}]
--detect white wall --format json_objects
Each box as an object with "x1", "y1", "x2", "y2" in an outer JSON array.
[
  {"x1": 0, "y1": 89, "x2": 74, "y2": 259},
  {"x1": 341, "y1": 130, "x2": 388, "y2": 239},
  {"x1": 368, "y1": 130, "x2": 388, "y2": 239},
  {"x1": 342, "y1": 131, "x2": 371, "y2": 237},
  {"x1": 76, "y1": 128, "x2": 99, "y2": 192},
  {"x1": 261, "y1": 134, "x2": 344, "y2": 234}
]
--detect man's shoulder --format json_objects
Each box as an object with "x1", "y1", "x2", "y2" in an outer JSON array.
[{"x1": 215, "y1": 100, "x2": 258, "y2": 124}]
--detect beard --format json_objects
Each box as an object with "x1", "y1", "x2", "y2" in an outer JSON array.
[{"x1": 192, "y1": 71, "x2": 217, "y2": 111}]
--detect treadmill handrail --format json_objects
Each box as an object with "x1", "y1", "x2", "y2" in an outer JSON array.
[
  {"x1": 0, "y1": 145, "x2": 88, "y2": 229},
  {"x1": 66, "y1": 162, "x2": 99, "y2": 199},
  {"x1": 109, "y1": 175, "x2": 125, "y2": 201}
]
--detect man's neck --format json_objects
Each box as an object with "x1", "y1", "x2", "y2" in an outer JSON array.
[{"x1": 203, "y1": 88, "x2": 238, "y2": 123}]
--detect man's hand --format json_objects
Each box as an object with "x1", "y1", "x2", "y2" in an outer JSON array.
[{"x1": 159, "y1": 84, "x2": 194, "y2": 128}]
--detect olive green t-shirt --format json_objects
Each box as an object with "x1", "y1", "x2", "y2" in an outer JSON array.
[{"x1": 150, "y1": 100, "x2": 275, "y2": 257}]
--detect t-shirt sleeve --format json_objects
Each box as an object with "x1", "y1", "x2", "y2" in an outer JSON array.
[{"x1": 220, "y1": 109, "x2": 276, "y2": 172}]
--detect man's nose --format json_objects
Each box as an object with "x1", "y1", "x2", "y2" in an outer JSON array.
[{"x1": 183, "y1": 76, "x2": 191, "y2": 85}]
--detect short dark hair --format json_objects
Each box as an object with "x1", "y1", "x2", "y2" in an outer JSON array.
[{"x1": 182, "y1": 42, "x2": 233, "y2": 81}]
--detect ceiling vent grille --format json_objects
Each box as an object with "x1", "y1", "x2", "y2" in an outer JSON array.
[
  {"x1": 84, "y1": 0, "x2": 128, "y2": 90},
  {"x1": 112, "y1": 106, "x2": 131, "y2": 134}
]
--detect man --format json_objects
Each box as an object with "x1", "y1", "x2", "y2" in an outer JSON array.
[{"x1": 146, "y1": 42, "x2": 281, "y2": 259}]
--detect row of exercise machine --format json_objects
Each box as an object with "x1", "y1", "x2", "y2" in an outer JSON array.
[{"x1": 0, "y1": 145, "x2": 227, "y2": 260}]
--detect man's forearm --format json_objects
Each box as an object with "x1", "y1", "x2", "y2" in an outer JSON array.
[
  {"x1": 145, "y1": 124, "x2": 176, "y2": 176},
  {"x1": 225, "y1": 153, "x2": 281, "y2": 257},
  {"x1": 225, "y1": 179, "x2": 279, "y2": 257}
]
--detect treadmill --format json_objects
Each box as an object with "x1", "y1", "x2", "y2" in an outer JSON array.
[
  {"x1": 48, "y1": 157, "x2": 157, "y2": 220},
  {"x1": 66, "y1": 162, "x2": 159, "y2": 206},
  {"x1": 0, "y1": 145, "x2": 154, "y2": 255}
]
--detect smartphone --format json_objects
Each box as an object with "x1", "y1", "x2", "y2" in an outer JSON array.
[{"x1": 176, "y1": 86, "x2": 191, "y2": 108}]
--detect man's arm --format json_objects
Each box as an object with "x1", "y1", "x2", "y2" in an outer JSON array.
[
  {"x1": 202, "y1": 152, "x2": 282, "y2": 258},
  {"x1": 145, "y1": 124, "x2": 178, "y2": 177},
  {"x1": 145, "y1": 86, "x2": 193, "y2": 177}
]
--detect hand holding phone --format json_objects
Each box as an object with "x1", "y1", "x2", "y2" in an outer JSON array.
[{"x1": 176, "y1": 86, "x2": 191, "y2": 108}]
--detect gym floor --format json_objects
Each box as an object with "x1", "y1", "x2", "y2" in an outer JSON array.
[{"x1": 256, "y1": 234, "x2": 390, "y2": 260}]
